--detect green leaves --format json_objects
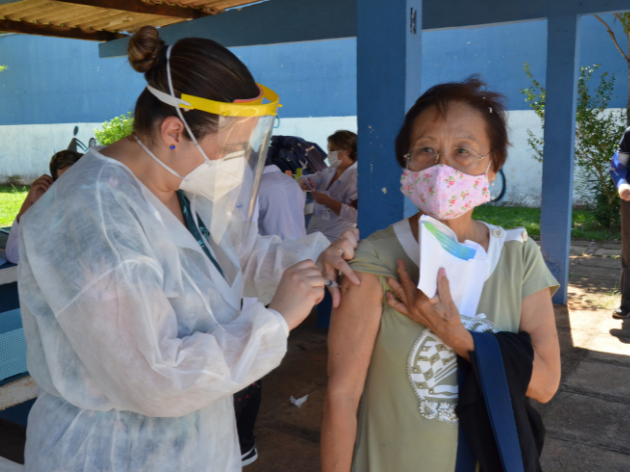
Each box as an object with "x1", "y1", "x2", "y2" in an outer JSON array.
[
  {"x1": 0, "y1": 65, "x2": 7, "y2": 73},
  {"x1": 521, "y1": 63, "x2": 625, "y2": 230},
  {"x1": 94, "y1": 112, "x2": 134, "y2": 146},
  {"x1": 520, "y1": 63, "x2": 546, "y2": 163}
]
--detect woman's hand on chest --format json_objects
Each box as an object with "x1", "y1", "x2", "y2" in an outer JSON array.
[{"x1": 386, "y1": 259, "x2": 474, "y2": 360}]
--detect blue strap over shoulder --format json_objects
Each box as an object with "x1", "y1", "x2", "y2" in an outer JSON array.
[
  {"x1": 455, "y1": 366, "x2": 477, "y2": 472},
  {"x1": 471, "y1": 331, "x2": 525, "y2": 472}
]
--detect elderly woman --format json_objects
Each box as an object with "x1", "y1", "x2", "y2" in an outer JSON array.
[{"x1": 321, "y1": 78, "x2": 561, "y2": 471}]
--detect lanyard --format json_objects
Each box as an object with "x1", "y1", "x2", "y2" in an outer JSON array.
[{"x1": 177, "y1": 190, "x2": 225, "y2": 279}]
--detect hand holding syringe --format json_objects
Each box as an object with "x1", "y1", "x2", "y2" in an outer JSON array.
[{"x1": 300, "y1": 176, "x2": 317, "y2": 191}]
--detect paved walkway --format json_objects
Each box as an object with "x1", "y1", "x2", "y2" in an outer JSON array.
[
  {"x1": 536, "y1": 241, "x2": 630, "y2": 471},
  {"x1": 2, "y1": 241, "x2": 630, "y2": 471},
  {"x1": 248, "y1": 240, "x2": 630, "y2": 471}
]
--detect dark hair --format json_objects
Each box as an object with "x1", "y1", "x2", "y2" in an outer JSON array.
[
  {"x1": 328, "y1": 130, "x2": 358, "y2": 162},
  {"x1": 50, "y1": 150, "x2": 83, "y2": 180},
  {"x1": 394, "y1": 77, "x2": 509, "y2": 173},
  {"x1": 128, "y1": 26, "x2": 259, "y2": 141}
]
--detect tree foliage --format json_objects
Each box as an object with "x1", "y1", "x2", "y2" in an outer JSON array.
[
  {"x1": 594, "y1": 13, "x2": 630, "y2": 126},
  {"x1": 520, "y1": 63, "x2": 626, "y2": 230},
  {"x1": 94, "y1": 112, "x2": 134, "y2": 146}
]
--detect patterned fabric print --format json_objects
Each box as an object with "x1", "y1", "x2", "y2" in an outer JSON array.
[
  {"x1": 400, "y1": 164, "x2": 490, "y2": 220},
  {"x1": 407, "y1": 314, "x2": 499, "y2": 424},
  {"x1": 176, "y1": 190, "x2": 225, "y2": 278}
]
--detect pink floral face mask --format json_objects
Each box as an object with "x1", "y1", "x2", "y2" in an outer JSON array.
[{"x1": 400, "y1": 164, "x2": 490, "y2": 220}]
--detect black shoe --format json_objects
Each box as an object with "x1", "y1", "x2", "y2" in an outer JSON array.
[
  {"x1": 241, "y1": 444, "x2": 258, "y2": 467},
  {"x1": 613, "y1": 307, "x2": 630, "y2": 319}
]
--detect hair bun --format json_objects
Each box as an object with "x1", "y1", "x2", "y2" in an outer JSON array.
[{"x1": 128, "y1": 26, "x2": 166, "y2": 73}]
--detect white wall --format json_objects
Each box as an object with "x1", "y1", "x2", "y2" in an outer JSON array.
[
  {"x1": 276, "y1": 111, "x2": 613, "y2": 207},
  {"x1": 273, "y1": 116, "x2": 358, "y2": 151},
  {"x1": 0, "y1": 118, "x2": 355, "y2": 184},
  {"x1": 0, "y1": 112, "x2": 616, "y2": 207},
  {"x1": 0, "y1": 123, "x2": 100, "y2": 183}
]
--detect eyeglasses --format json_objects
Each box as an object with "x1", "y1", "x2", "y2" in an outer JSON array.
[{"x1": 404, "y1": 146, "x2": 491, "y2": 172}]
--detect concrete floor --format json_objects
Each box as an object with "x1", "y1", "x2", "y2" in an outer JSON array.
[
  {"x1": 248, "y1": 240, "x2": 630, "y2": 472},
  {"x1": 2, "y1": 240, "x2": 630, "y2": 471}
]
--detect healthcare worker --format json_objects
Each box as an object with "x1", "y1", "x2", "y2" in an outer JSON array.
[
  {"x1": 299, "y1": 130, "x2": 358, "y2": 242},
  {"x1": 18, "y1": 26, "x2": 358, "y2": 472}
]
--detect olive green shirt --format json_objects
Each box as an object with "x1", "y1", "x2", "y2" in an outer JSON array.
[{"x1": 350, "y1": 218, "x2": 559, "y2": 472}]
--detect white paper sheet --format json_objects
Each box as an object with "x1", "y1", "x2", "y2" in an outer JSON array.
[
  {"x1": 290, "y1": 394, "x2": 309, "y2": 408},
  {"x1": 418, "y1": 216, "x2": 489, "y2": 317}
]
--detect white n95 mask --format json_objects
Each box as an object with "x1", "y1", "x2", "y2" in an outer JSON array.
[
  {"x1": 179, "y1": 150, "x2": 247, "y2": 202},
  {"x1": 133, "y1": 135, "x2": 246, "y2": 202}
]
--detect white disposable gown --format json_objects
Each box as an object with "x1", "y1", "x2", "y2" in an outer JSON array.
[
  {"x1": 306, "y1": 162, "x2": 358, "y2": 242},
  {"x1": 17, "y1": 148, "x2": 330, "y2": 472},
  {"x1": 257, "y1": 165, "x2": 306, "y2": 241}
]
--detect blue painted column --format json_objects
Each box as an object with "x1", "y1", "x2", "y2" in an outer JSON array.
[
  {"x1": 540, "y1": 15, "x2": 581, "y2": 304},
  {"x1": 357, "y1": 0, "x2": 423, "y2": 237}
]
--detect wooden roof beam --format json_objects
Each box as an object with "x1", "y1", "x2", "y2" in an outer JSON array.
[
  {"x1": 0, "y1": 18, "x2": 127, "y2": 41},
  {"x1": 53, "y1": 0, "x2": 214, "y2": 19}
]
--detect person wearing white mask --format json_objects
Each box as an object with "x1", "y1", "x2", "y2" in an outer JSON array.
[
  {"x1": 17, "y1": 26, "x2": 359, "y2": 472},
  {"x1": 298, "y1": 130, "x2": 358, "y2": 242}
]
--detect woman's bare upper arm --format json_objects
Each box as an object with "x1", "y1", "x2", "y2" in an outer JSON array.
[
  {"x1": 327, "y1": 271, "x2": 384, "y2": 400},
  {"x1": 519, "y1": 288, "x2": 560, "y2": 365}
]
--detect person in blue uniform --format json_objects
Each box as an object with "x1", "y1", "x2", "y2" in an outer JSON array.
[{"x1": 609, "y1": 126, "x2": 630, "y2": 319}]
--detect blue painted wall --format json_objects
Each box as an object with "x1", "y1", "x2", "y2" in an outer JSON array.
[
  {"x1": 0, "y1": 34, "x2": 142, "y2": 125},
  {"x1": 0, "y1": 13, "x2": 628, "y2": 125}
]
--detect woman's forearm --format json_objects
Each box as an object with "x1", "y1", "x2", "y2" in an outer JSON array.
[
  {"x1": 326, "y1": 197, "x2": 343, "y2": 216},
  {"x1": 520, "y1": 289, "x2": 561, "y2": 404},
  {"x1": 321, "y1": 393, "x2": 360, "y2": 472},
  {"x1": 527, "y1": 348, "x2": 561, "y2": 403}
]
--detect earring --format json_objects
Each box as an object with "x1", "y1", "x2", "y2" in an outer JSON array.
[{"x1": 170, "y1": 145, "x2": 176, "y2": 150}]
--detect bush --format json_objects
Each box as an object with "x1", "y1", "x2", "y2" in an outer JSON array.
[
  {"x1": 94, "y1": 112, "x2": 134, "y2": 146},
  {"x1": 521, "y1": 63, "x2": 626, "y2": 230}
]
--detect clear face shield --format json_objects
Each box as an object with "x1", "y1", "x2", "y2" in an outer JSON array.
[
  {"x1": 140, "y1": 46, "x2": 280, "y2": 244},
  {"x1": 206, "y1": 114, "x2": 275, "y2": 241}
]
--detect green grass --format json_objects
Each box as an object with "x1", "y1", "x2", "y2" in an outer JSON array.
[
  {"x1": 0, "y1": 188, "x2": 621, "y2": 242},
  {"x1": 0, "y1": 185, "x2": 29, "y2": 227},
  {"x1": 472, "y1": 205, "x2": 621, "y2": 241}
]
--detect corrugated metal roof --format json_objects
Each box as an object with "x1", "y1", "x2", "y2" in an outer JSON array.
[{"x1": 0, "y1": 0, "x2": 262, "y2": 41}]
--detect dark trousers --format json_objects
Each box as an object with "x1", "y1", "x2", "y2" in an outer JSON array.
[
  {"x1": 621, "y1": 200, "x2": 630, "y2": 310},
  {"x1": 234, "y1": 381, "x2": 262, "y2": 454}
]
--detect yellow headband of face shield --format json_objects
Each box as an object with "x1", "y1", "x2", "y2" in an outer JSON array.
[{"x1": 146, "y1": 82, "x2": 281, "y2": 117}]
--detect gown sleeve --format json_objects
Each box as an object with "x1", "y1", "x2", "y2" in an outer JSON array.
[
  {"x1": 235, "y1": 220, "x2": 330, "y2": 305},
  {"x1": 5, "y1": 219, "x2": 19, "y2": 263}
]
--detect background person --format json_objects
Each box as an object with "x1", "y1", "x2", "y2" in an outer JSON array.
[
  {"x1": 235, "y1": 158, "x2": 307, "y2": 466},
  {"x1": 609, "y1": 126, "x2": 630, "y2": 319},
  {"x1": 321, "y1": 79, "x2": 561, "y2": 472},
  {"x1": 5, "y1": 150, "x2": 83, "y2": 264},
  {"x1": 299, "y1": 130, "x2": 358, "y2": 242},
  {"x1": 257, "y1": 158, "x2": 307, "y2": 240},
  {"x1": 18, "y1": 26, "x2": 358, "y2": 472}
]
